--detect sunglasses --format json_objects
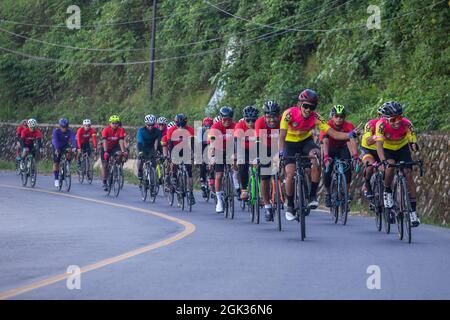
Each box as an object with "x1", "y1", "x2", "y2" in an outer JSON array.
[
  {"x1": 333, "y1": 115, "x2": 345, "y2": 119},
  {"x1": 388, "y1": 115, "x2": 402, "y2": 123},
  {"x1": 301, "y1": 103, "x2": 317, "y2": 111},
  {"x1": 245, "y1": 118, "x2": 256, "y2": 123},
  {"x1": 111, "y1": 122, "x2": 119, "y2": 125},
  {"x1": 222, "y1": 117, "x2": 232, "y2": 121}
]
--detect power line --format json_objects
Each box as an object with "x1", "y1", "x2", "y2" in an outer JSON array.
[
  {"x1": 0, "y1": 0, "x2": 342, "y2": 53},
  {"x1": 0, "y1": 1, "x2": 443, "y2": 66},
  {"x1": 204, "y1": 0, "x2": 445, "y2": 33},
  {"x1": 0, "y1": 0, "x2": 236, "y2": 29}
]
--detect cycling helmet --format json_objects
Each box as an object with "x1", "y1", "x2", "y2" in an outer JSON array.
[
  {"x1": 298, "y1": 89, "x2": 319, "y2": 105},
  {"x1": 157, "y1": 116, "x2": 168, "y2": 125},
  {"x1": 109, "y1": 115, "x2": 120, "y2": 123},
  {"x1": 219, "y1": 106, "x2": 234, "y2": 119},
  {"x1": 213, "y1": 115, "x2": 222, "y2": 124},
  {"x1": 59, "y1": 118, "x2": 69, "y2": 128},
  {"x1": 379, "y1": 101, "x2": 403, "y2": 117},
  {"x1": 144, "y1": 114, "x2": 157, "y2": 125},
  {"x1": 330, "y1": 105, "x2": 347, "y2": 117},
  {"x1": 202, "y1": 117, "x2": 213, "y2": 127},
  {"x1": 174, "y1": 114, "x2": 187, "y2": 127},
  {"x1": 167, "y1": 121, "x2": 176, "y2": 129},
  {"x1": 22, "y1": 119, "x2": 28, "y2": 126},
  {"x1": 263, "y1": 100, "x2": 280, "y2": 115},
  {"x1": 27, "y1": 118, "x2": 37, "y2": 128},
  {"x1": 83, "y1": 119, "x2": 91, "y2": 126},
  {"x1": 243, "y1": 105, "x2": 259, "y2": 121}
]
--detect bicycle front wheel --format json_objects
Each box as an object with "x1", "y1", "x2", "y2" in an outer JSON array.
[
  {"x1": 113, "y1": 165, "x2": 121, "y2": 197},
  {"x1": 227, "y1": 171, "x2": 234, "y2": 219},
  {"x1": 339, "y1": 173, "x2": 348, "y2": 225},
  {"x1": 30, "y1": 157, "x2": 37, "y2": 188},
  {"x1": 400, "y1": 178, "x2": 412, "y2": 243},
  {"x1": 64, "y1": 161, "x2": 72, "y2": 192}
]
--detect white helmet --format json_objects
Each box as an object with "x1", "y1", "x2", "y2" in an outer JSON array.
[
  {"x1": 83, "y1": 119, "x2": 91, "y2": 126},
  {"x1": 157, "y1": 116, "x2": 168, "y2": 125},
  {"x1": 167, "y1": 121, "x2": 176, "y2": 129},
  {"x1": 213, "y1": 115, "x2": 222, "y2": 124},
  {"x1": 144, "y1": 114, "x2": 157, "y2": 125},
  {"x1": 27, "y1": 118, "x2": 37, "y2": 128}
]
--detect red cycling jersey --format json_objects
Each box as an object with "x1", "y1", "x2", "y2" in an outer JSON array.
[
  {"x1": 255, "y1": 116, "x2": 280, "y2": 148},
  {"x1": 161, "y1": 134, "x2": 168, "y2": 147},
  {"x1": 167, "y1": 125, "x2": 195, "y2": 147},
  {"x1": 234, "y1": 119, "x2": 257, "y2": 150},
  {"x1": 21, "y1": 128, "x2": 43, "y2": 147},
  {"x1": 16, "y1": 125, "x2": 27, "y2": 138},
  {"x1": 319, "y1": 119, "x2": 354, "y2": 148},
  {"x1": 208, "y1": 120, "x2": 236, "y2": 151},
  {"x1": 101, "y1": 126, "x2": 125, "y2": 151},
  {"x1": 76, "y1": 127, "x2": 97, "y2": 149}
]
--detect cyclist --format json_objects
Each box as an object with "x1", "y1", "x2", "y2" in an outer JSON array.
[
  {"x1": 279, "y1": 89, "x2": 359, "y2": 221},
  {"x1": 167, "y1": 114, "x2": 196, "y2": 205},
  {"x1": 360, "y1": 107, "x2": 383, "y2": 198},
  {"x1": 198, "y1": 117, "x2": 214, "y2": 198},
  {"x1": 320, "y1": 105, "x2": 359, "y2": 208},
  {"x1": 137, "y1": 114, "x2": 162, "y2": 183},
  {"x1": 76, "y1": 119, "x2": 97, "y2": 172},
  {"x1": 52, "y1": 118, "x2": 77, "y2": 188},
  {"x1": 234, "y1": 106, "x2": 259, "y2": 202},
  {"x1": 15, "y1": 119, "x2": 28, "y2": 162},
  {"x1": 208, "y1": 106, "x2": 236, "y2": 213},
  {"x1": 255, "y1": 100, "x2": 281, "y2": 222},
  {"x1": 157, "y1": 117, "x2": 168, "y2": 137},
  {"x1": 101, "y1": 115, "x2": 127, "y2": 191},
  {"x1": 375, "y1": 101, "x2": 420, "y2": 227},
  {"x1": 19, "y1": 119, "x2": 43, "y2": 170},
  {"x1": 213, "y1": 115, "x2": 222, "y2": 124}
]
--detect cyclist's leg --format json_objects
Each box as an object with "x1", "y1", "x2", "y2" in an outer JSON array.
[
  {"x1": 303, "y1": 138, "x2": 321, "y2": 207},
  {"x1": 284, "y1": 141, "x2": 299, "y2": 216},
  {"x1": 382, "y1": 148, "x2": 397, "y2": 209},
  {"x1": 52, "y1": 146, "x2": 63, "y2": 185},
  {"x1": 361, "y1": 147, "x2": 377, "y2": 196},
  {"x1": 214, "y1": 155, "x2": 225, "y2": 212},
  {"x1": 100, "y1": 146, "x2": 109, "y2": 188}
]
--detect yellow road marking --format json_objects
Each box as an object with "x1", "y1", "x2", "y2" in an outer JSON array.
[{"x1": 0, "y1": 184, "x2": 196, "y2": 300}]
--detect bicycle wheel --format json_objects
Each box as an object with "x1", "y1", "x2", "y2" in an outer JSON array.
[
  {"x1": 30, "y1": 157, "x2": 37, "y2": 188},
  {"x1": 177, "y1": 173, "x2": 185, "y2": 211},
  {"x1": 58, "y1": 161, "x2": 64, "y2": 191},
  {"x1": 400, "y1": 178, "x2": 412, "y2": 243},
  {"x1": 371, "y1": 175, "x2": 382, "y2": 232},
  {"x1": 119, "y1": 163, "x2": 124, "y2": 190},
  {"x1": 78, "y1": 156, "x2": 85, "y2": 184},
  {"x1": 64, "y1": 161, "x2": 72, "y2": 192},
  {"x1": 20, "y1": 159, "x2": 28, "y2": 187},
  {"x1": 150, "y1": 166, "x2": 158, "y2": 203},
  {"x1": 140, "y1": 167, "x2": 149, "y2": 202},
  {"x1": 273, "y1": 176, "x2": 282, "y2": 231},
  {"x1": 339, "y1": 173, "x2": 348, "y2": 225},
  {"x1": 249, "y1": 175, "x2": 255, "y2": 222},
  {"x1": 297, "y1": 176, "x2": 307, "y2": 241},
  {"x1": 87, "y1": 156, "x2": 94, "y2": 184},
  {"x1": 107, "y1": 164, "x2": 113, "y2": 196},
  {"x1": 330, "y1": 176, "x2": 339, "y2": 224},
  {"x1": 228, "y1": 171, "x2": 234, "y2": 219},
  {"x1": 114, "y1": 164, "x2": 121, "y2": 197}
]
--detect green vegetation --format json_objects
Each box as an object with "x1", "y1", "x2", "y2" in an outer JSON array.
[{"x1": 0, "y1": 0, "x2": 448, "y2": 131}]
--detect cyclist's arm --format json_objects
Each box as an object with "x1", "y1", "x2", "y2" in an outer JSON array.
[
  {"x1": 375, "y1": 121, "x2": 386, "y2": 162},
  {"x1": 136, "y1": 129, "x2": 144, "y2": 153},
  {"x1": 76, "y1": 129, "x2": 82, "y2": 149},
  {"x1": 279, "y1": 129, "x2": 287, "y2": 155},
  {"x1": 322, "y1": 136, "x2": 329, "y2": 161},
  {"x1": 69, "y1": 131, "x2": 77, "y2": 148},
  {"x1": 91, "y1": 131, "x2": 98, "y2": 149},
  {"x1": 347, "y1": 138, "x2": 359, "y2": 158},
  {"x1": 324, "y1": 127, "x2": 351, "y2": 141},
  {"x1": 119, "y1": 139, "x2": 125, "y2": 153}
]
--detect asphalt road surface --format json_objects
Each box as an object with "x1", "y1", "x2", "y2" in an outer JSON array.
[{"x1": 0, "y1": 172, "x2": 449, "y2": 300}]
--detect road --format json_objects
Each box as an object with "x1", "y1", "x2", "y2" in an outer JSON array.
[{"x1": 0, "y1": 172, "x2": 449, "y2": 300}]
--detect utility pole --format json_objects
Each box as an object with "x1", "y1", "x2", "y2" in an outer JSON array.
[{"x1": 149, "y1": 0, "x2": 157, "y2": 99}]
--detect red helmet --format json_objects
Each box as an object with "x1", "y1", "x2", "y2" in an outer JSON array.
[
  {"x1": 298, "y1": 89, "x2": 318, "y2": 105},
  {"x1": 202, "y1": 117, "x2": 213, "y2": 127}
]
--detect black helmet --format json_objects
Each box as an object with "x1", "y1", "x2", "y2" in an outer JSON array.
[
  {"x1": 379, "y1": 101, "x2": 403, "y2": 117},
  {"x1": 243, "y1": 105, "x2": 259, "y2": 120},
  {"x1": 298, "y1": 89, "x2": 318, "y2": 105},
  {"x1": 330, "y1": 105, "x2": 347, "y2": 117},
  {"x1": 174, "y1": 114, "x2": 187, "y2": 127},
  {"x1": 263, "y1": 100, "x2": 280, "y2": 115},
  {"x1": 219, "y1": 106, "x2": 234, "y2": 119}
]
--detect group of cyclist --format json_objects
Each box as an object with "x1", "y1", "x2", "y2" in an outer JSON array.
[{"x1": 14, "y1": 87, "x2": 421, "y2": 227}]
